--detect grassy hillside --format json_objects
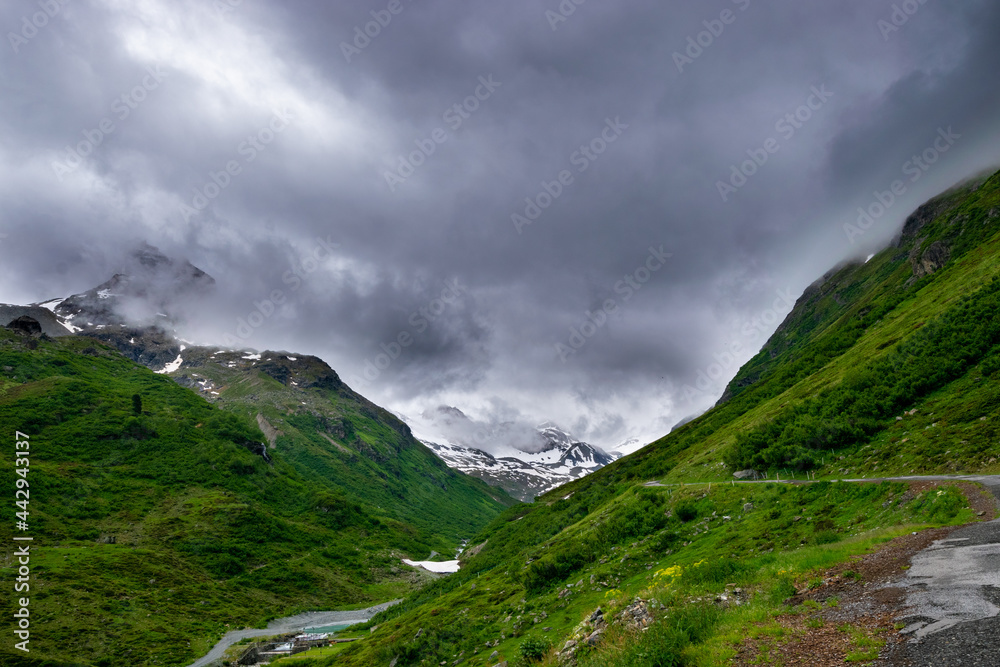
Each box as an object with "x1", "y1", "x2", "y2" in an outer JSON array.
[
  {"x1": 326, "y1": 481, "x2": 973, "y2": 667},
  {"x1": 0, "y1": 333, "x2": 511, "y2": 667},
  {"x1": 312, "y1": 170, "x2": 1000, "y2": 666},
  {"x1": 163, "y1": 346, "x2": 513, "y2": 542}
]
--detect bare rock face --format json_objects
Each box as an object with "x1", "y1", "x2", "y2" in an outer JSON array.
[
  {"x1": 895, "y1": 195, "x2": 965, "y2": 246},
  {"x1": 256, "y1": 413, "x2": 283, "y2": 449},
  {"x1": 910, "y1": 240, "x2": 951, "y2": 279},
  {"x1": 85, "y1": 327, "x2": 182, "y2": 370}
]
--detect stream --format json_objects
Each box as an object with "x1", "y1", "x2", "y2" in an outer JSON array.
[{"x1": 186, "y1": 599, "x2": 401, "y2": 667}]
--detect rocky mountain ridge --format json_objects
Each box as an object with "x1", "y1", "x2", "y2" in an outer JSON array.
[{"x1": 419, "y1": 417, "x2": 620, "y2": 501}]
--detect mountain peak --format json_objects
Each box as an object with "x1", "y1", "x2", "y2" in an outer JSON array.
[
  {"x1": 36, "y1": 243, "x2": 214, "y2": 331},
  {"x1": 419, "y1": 418, "x2": 619, "y2": 500}
]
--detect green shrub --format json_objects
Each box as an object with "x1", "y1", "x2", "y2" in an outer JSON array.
[
  {"x1": 519, "y1": 637, "x2": 551, "y2": 663},
  {"x1": 653, "y1": 531, "x2": 681, "y2": 552},
  {"x1": 675, "y1": 501, "x2": 698, "y2": 523},
  {"x1": 769, "y1": 575, "x2": 797, "y2": 604},
  {"x1": 813, "y1": 530, "x2": 840, "y2": 545}
]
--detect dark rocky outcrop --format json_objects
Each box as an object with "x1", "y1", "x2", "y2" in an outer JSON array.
[
  {"x1": 259, "y1": 360, "x2": 291, "y2": 385},
  {"x1": 910, "y1": 239, "x2": 951, "y2": 279},
  {"x1": 85, "y1": 327, "x2": 182, "y2": 371},
  {"x1": 239, "y1": 439, "x2": 272, "y2": 464},
  {"x1": 6, "y1": 316, "x2": 42, "y2": 336}
]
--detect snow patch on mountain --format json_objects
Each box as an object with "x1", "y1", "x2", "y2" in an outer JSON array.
[
  {"x1": 409, "y1": 409, "x2": 620, "y2": 501},
  {"x1": 156, "y1": 354, "x2": 184, "y2": 374}
]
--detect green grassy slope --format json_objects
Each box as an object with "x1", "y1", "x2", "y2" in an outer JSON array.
[
  {"x1": 329, "y1": 481, "x2": 973, "y2": 667},
  {"x1": 0, "y1": 333, "x2": 511, "y2": 667},
  {"x1": 586, "y1": 168, "x2": 1000, "y2": 485},
  {"x1": 319, "y1": 170, "x2": 1000, "y2": 666},
  {"x1": 166, "y1": 347, "x2": 514, "y2": 542}
]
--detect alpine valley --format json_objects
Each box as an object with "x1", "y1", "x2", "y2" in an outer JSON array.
[
  {"x1": 3, "y1": 169, "x2": 1000, "y2": 667},
  {"x1": 207, "y1": 170, "x2": 1000, "y2": 667},
  {"x1": 0, "y1": 245, "x2": 519, "y2": 666}
]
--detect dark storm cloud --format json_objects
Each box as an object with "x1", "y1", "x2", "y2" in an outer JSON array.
[{"x1": 1, "y1": 0, "x2": 998, "y2": 448}]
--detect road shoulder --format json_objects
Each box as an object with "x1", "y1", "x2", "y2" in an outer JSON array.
[{"x1": 732, "y1": 480, "x2": 998, "y2": 666}]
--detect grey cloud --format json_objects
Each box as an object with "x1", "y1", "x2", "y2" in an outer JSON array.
[{"x1": 1, "y1": 0, "x2": 998, "y2": 448}]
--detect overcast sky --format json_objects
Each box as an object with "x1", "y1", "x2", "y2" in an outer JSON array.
[{"x1": 2, "y1": 0, "x2": 999, "y2": 451}]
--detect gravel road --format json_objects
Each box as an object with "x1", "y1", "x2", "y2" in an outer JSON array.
[{"x1": 889, "y1": 475, "x2": 1000, "y2": 666}]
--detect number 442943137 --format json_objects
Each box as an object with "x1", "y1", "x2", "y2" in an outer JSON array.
[{"x1": 15, "y1": 432, "x2": 29, "y2": 522}]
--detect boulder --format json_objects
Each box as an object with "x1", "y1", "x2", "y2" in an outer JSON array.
[{"x1": 6, "y1": 316, "x2": 42, "y2": 336}]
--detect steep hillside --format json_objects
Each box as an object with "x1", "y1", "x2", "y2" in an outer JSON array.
[
  {"x1": 0, "y1": 331, "x2": 511, "y2": 667},
  {"x1": 163, "y1": 346, "x2": 514, "y2": 540},
  {"x1": 597, "y1": 168, "x2": 1000, "y2": 485},
  {"x1": 314, "y1": 169, "x2": 1000, "y2": 667}
]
